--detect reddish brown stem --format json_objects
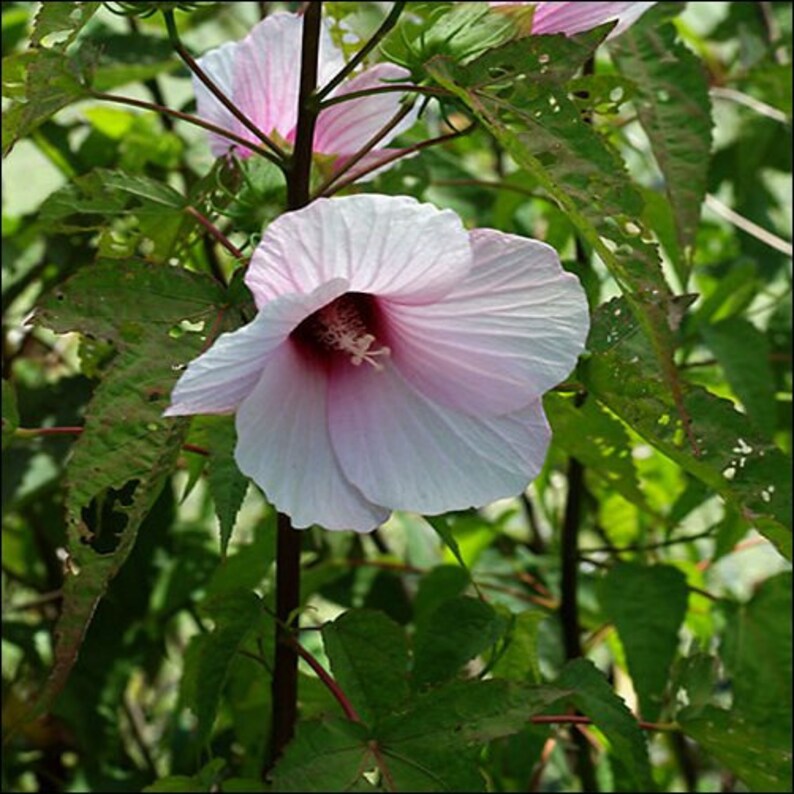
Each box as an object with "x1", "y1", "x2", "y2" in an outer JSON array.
[
  {"x1": 185, "y1": 206, "x2": 245, "y2": 262},
  {"x1": 14, "y1": 426, "x2": 210, "y2": 457}
]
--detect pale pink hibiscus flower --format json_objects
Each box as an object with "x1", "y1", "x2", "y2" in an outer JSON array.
[
  {"x1": 489, "y1": 1, "x2": 656, "y2": 38},
  {"x1": 193, "y1": 10, "x2": 415, "y2": 171},
  {"x1": 165, "y1": 195, "x2": 589, "y2": 532}
]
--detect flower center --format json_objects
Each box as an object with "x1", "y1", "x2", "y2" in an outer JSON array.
[{"x1": 297, "y1": 293, "x2": 391, "y2": 371}]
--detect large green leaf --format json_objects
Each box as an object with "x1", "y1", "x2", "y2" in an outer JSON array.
[
  {"x1": 270, "y1": 719, "x2": 373, "y2": 793},
  {"x1": 411, "y1": 596, "x2": 508, "y2": 689},
  {"x1": 19, "y1": 260, "x2": 224, "y2": 723},
  {"x1": 271, "y1": 679, "x2": 569, "y2": 792},
  {"x1": 721, "y1": 572, "x2": 792, "y2": 727},
  {"x1": 377, "y1": 680, "x2": 570, "y2": 792},
  {"x1": 599, "y1": 562, "x2": 689, "y2": 721},
  {"x1": 322, "y1": 609, "x2": 410, "y2": 725},
  {"x1": 701, "y1": 316, "x2": 778, "y2": 439},
  {"x1": 426, "y1": 28, "x2": 690, "y2": 452},
  {"x1": 609, "y1": 2, "x2": 712, "y2": 267},
  {"x1": 556, "y1": 658, "x2": 654, "y2": 792},
  {"x1": 583, "y1": 298, "x2": 792, "y2": 558},
  {"x1": 679, "y1": 705, "x2": 793, "y2": 793}
]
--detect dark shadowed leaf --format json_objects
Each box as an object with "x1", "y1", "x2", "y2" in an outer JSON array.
[
  {"x1": 557, "y1": 658, "x2": 654, "y2": 791},
  {"x1": 322, "y1": 609, "x2": 410, "y2": 724},
  {"x1": 599, "y1": 562, "x2": 689, "y2": 721}
]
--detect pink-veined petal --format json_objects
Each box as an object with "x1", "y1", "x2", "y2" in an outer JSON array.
[
  {"x1": 381, "y1": 229, "x2": 589, "y2": 415},
  {"x1": 235, "y1": 342, "x2": 389, "y2": 532},
  {"x1": 489, "y1": 1, "x2": 655, "y2": 38},
  {"x1": 328, "y1": 361, "x2": 551, "y2": 515},
  {"x1": 164, "y1": 279, "x2": 349, "y2": 416},
  {"x1": 195, "y1": 12, "x2": 345, "y2": 157},
  {"x1": 314, "y1": 63, "x2": 417, "y2": 156},
  {"x1": 245, "y1": 195, "x2": 472, "y2": 309}
]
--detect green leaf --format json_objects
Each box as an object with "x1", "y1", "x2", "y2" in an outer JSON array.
[
  {"x1": 721, "y1": 572, "x2": 792, "y2": 726},
  {"x1": 424, "y1": 514, "x2": 471, "y2": 576},
  {"x1": 31, "y1": 2, "x2": 101, "y2": 51},
  {"x1": 412, "y1": 596, "x2": 509, "y2": 689},
  {"x1": 545, "y1": 393, "x2": 653, "y2": 513},
  {"x1": 490, "y1": 609, "x2": 546, "y2": 683},
  {"x1": 556, "y1": 658, "x2": 654, "y2": 792},
  {"x1": 17, "y1": 260, "x2": 224, "y2": 727},
  {"x1": 377, "y1": 680, "x2": 571, "y2": 791},
  {"x1": 270, "y1": 719, "x2": 373, "y2": 793},
  {"x1": 144, "y1": 760, "x2": 226, "y2": 793},
  {"x1": 413, "y1": 564, "x2": 470, "y2": 621},
  {"x1": 202, "y1": 415, "x2": 248, "y2": 557},
  {"x1": 610, "y1": 2, "x2": 712, "y2": 266},
  {"x1": 426, "y1": 29, "x2": 689, "y2": 452},
  {"x1": 2, "y1": 378, "x2": 19, "y2": 449},
  {"x1": 194, "y1": 588, "x2": 263, "y2": 745},
  {"x1": 322, "y1": 609, "x2": 410, "y2": 724},
  {"x1": 584, "y1": 298, "x2": 792, "y2": 559},
  {"x1": 679, "y1": 705, "x2": 793, "y2": 792},
  {"x1": 599, "y1": 562, "x2": 688, "y2": 721},
  {"x1": 702, "y1": 317, "x2": 778, "y2": 438},
  {"x1": 2, "y1": 49, "x2": 92, "y2": 156}
]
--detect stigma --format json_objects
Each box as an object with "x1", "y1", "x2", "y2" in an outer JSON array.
[{"x1": 304, "y1": 294, "x2": 391, "y2": 371}]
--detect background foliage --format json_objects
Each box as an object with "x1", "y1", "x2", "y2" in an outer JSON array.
[{"x1": 2, "y1": 2, "x2": 792, "y2": 792}]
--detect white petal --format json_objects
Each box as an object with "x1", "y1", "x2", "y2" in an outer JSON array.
[
  {"x1": 328, "y1": 361, "x2": 551, "y2": 516},
  {"x1": 382, "y1": 229, "x2": 589, "y2": 415},
  {"x1": 235, "y1": 343, "x2": 389, "y2": 532},
  {"x1": 314, "y1": 63, "x2": 417, "y2": 156},
  {"x1": 194, "y1": 12, "x2": 345, "y2": 156},
  {"x1": 531, "y1": 2, "x2": 655, "y2": 37},
  {"x1": 164, "y1": 279, "x2": 348, "y2": 416},
  {"x1": 245, "y1": 195, "x2": 472, "y2": 308}
]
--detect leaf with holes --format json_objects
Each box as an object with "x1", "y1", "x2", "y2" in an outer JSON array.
[
  {"x1": 17, "y1": 260, "x2": 225, "y2": 726},
  {"x1": 2, "y1": 48, "x2": 93, "y2": 156},
  {"x1": 425, "y1": 28, "x2": 692, "y2": 452},
  {"x1": 583, "y1": 298, "x2": 792, "y2": 558},
  {"x1": 610, "y1": 2, "x2": 712, "y2": 273},
  {"x1": 31, "y1": 1, "x2": 101, "y2": 51}
]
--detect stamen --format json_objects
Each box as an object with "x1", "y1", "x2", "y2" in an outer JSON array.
[{"x1": 311, "y1": 296, "x2": 390, "y2": 371}]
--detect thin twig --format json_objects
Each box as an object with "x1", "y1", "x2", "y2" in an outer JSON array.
[
  {"x1": 704, "y1": 194, "x2": 793, "y2": 257},
  {"x1": 90, "y1": 91, "x2": 283, "y2": 166},
  {"x1": 185, "y1": 206, "x2": 245, "y2": 261},
  {"x1": 313, "y1": 102, "x2": 414, "y2": 197},
  {"x1": 316, "y1": 2, "x2": 407, "y2": 101},
  {"x1": 162, "y1": 10, "x2": 287, "y2": 161},
  {"x1": 14, "y1": 427, "x2": 210, "y2": 457},
  {"x1": 319, "y1": 83, "x2": 447, "y2": 109},
  {"x1": 318, "y1": 122, "x2": 476, "y2": 197}
]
